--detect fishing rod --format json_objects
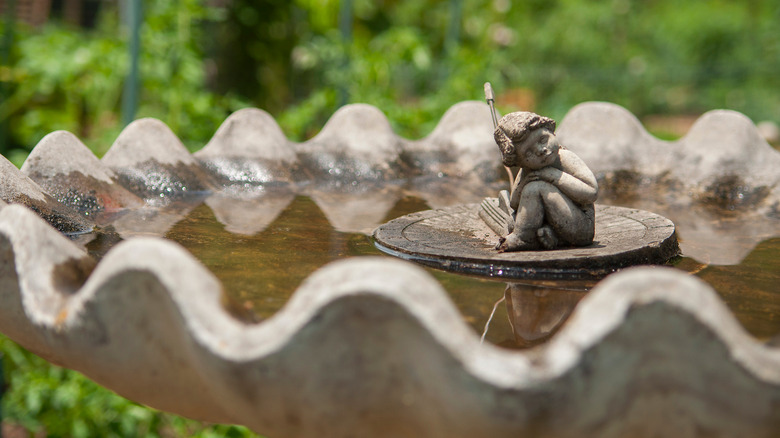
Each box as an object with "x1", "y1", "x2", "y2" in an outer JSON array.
[{"x1": 484, "y1": 82, "x2": 514, "y2": 187}]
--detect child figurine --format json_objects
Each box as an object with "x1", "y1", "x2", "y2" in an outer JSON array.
[{"x1": 493, "y1": 111, "x2": 598, "y2": 252}]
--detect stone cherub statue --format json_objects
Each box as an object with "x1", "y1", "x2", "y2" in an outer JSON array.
[{"x1": 492, "y1": 111, "x2": 598, "y2": 252}]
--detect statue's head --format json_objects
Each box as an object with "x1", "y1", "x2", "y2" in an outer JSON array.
[{"x1": 494, "y1": 111, "x2": 558, "y2": 169}]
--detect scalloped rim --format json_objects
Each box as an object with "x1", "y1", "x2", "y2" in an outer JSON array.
[
  {"x1": 1, "y1": 102, "x2": 780, "y2": 434},
  {"x1": 0, "y1": 203, "x2": 779, "y2": 434}
]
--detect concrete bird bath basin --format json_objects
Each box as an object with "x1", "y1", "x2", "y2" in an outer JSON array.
[{"x1": 1, "y1": 101, "x2": 779, "y2": 437}]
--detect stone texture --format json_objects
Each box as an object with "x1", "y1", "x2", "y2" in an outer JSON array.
[
  {"x1": 15, "y1": 102, "x2": 778, "y2": 264},
  {"x1": 558, "y1": 102, "x2": 780, "y2": 214},
  {"x1": 22, "y1": 131, "x2": 117, "y2": 184},
  {"x1": 557, "y1": 101, "x2": 780, "y2": 264},
  {"x1": 295, "y1": 104, "x2": 408, "y2": 182},
  {"x1": 1, "y1": 152, "x2": 50, "y2": 203},
  {"x1": 557, "y1": 102, "x2": 669, "y2": 176},
  {"x1": 21, "y1": 131, "x2": 144, "y2": 221},
  {"x1": 0, "y1": 208, "x2": 777, "y2": 437},
  {"x1": 0, "y1": 205, "x2": 95, "y2": 353},
  {"x1": 374, "y1": 202, "x2": 679, "y2": 278},
  {"x1": 679, "y1": 110, "x2": 780, "y2": 186},
  {"x1": 0, "y1": 154, "x2": 93, "y2": 233},
  {"x1": 2, "y1": 100, "x2": 780, "y2": 437},
  {"x1": 404, "y1": 101, "x2": 500, "y2": 180},
  {"x1": 195, "y1": 108, "x2": 297, "y2": 185},
  {"x1": 102, "y1": 118, "x2": 217, "y2": 204}
]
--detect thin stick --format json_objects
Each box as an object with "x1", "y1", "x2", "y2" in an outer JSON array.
[
  {"x1": 484, "y1": 82, "x2": 514, "y2": 187},
  {"x1": 480, "y1": 295, "x2": 506, "y2": 344}
]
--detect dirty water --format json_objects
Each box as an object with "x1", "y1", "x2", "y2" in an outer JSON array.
[{"x1": 137, "y1": 192, "x2": 780, "y2": 350}]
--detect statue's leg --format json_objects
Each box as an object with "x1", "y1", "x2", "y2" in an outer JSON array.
[
  {"x1": 497, "y1": 182, "x2": 548, "y2": 252},
  {"x1": 535, "y1": 184, "x2": 595, "y2": 246},
  {"x1": 497, "y1": 181, "x2": 594, "y2": 252}
]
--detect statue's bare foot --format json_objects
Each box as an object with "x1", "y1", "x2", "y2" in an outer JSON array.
[
  {"x1": 537, "y1": 225, "x2": 559, "y2": 250},
  {"x1": 496, "y1": 232, "x2": 537, "y2": 253}
]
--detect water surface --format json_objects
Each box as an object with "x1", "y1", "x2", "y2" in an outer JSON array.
[{"x1": 158, "y1": 194, "x2": 780, "y2": 349}]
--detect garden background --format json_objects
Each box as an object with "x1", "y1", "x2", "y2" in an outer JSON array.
[{"x1": 0, "y1": 0, "x2": 779, "y2": 436}]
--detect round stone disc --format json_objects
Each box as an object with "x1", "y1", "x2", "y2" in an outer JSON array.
[{"x1": 373, "y1": 203, "x2": 680, "y2": 279}]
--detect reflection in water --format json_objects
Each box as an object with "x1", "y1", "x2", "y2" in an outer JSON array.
[
  {"x1": 160, "y1": 192, "x2": 780, "y2": 346},
  {"x1": 204, "y1": 186, "x2": 296, "y2": 235},
  {"x1": 600, "y1": 191, "x2": 780, "y2": 265},
  {"x1": 675, "y1": 239, "x2": 780, "y2": 340},
  {"x1": 111, "y1": 200, "x2": 202, "y2": 239},
  {"x1": 166, "y1": 196, "x2": 363, "y2": 322},
  {"x1": 406, "y1": 175, "x2": 499, "y2": 209},
  {"x1": 503, "y1": 282, "x2": 588, "y2": 348},
  {"x1": 307, "y1": 182, "x2": 404, "y2": 234},
  {"x1": 76, "y1": 177, "x2": 780, "y2": 348}
]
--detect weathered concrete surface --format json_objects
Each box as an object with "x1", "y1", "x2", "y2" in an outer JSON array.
[
  {"x1": 374, "y1": 202, "x2": 679, "y2": 278},
  {"x1": 0, "y1": 153, "x2": 93, "y2": 233},
  {"x1": 0, "y1": 206, "x2": 778, "y2": 437},
  {"x1": 195, "y1": 108, "x2": 297, "y2": 185},
  {"x1": 559, "y1": 102, "x2": 780, "y2": 214},
  {"x1": 557, "y1": 102, "x2": 780, "y2": 264},
  {"x1": 0, "y1": 205, "x2": 229, "y2": 421},
  {"x1": 0, "y1": 205, "x2": 96, "y2": 355},
  {"x1": 21, "y1": 131, "x2": 144, "y2": 220},
  {"x1": 404, "y1": 101, "x2": 500, "y2": 180},
  {"x1": 102, "y1": 118, "x2": 217, "y2": 204},
  {"x1": 295, "y1": 104, "x2": 408, "y2": 182},
  {"x1": 2, "y1": 101, "x2": 780, "y2": 437},
  {"x1": 0, "y1": 154, "x2": 49, "y2": 204},
  {"x1": 10, "y1": 101, "x2": 779, "y2": 263}
]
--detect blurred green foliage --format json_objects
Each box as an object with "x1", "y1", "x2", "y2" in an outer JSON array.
[
  {"x1": 0, "y1": 334, "x2": 260, "y2": 437},
  {"x1": 1, "y1": 0, "x2": 779, "y2": 158},
  {"x1": 0, "y1": 0, "x2": 248, "y2": 161},
  {"x1": 0, "y1": 1, "x2": 779, "y2": 434},
  {"x1": 272, "y1": 0, "x2": 780, "y2": 139}
]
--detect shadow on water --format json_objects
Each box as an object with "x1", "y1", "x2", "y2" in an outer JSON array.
[{"x1": 149, "y1": 191, "x2": 780, "y2": 349}]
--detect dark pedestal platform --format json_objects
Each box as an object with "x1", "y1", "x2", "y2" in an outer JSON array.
[{"x1": 373, "y1": 199, "x2": 680, "y2": 279}]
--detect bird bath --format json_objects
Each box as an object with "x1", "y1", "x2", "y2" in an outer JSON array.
[{"x1": 1, "y1": 101, "x2": 779, "y2": 437}]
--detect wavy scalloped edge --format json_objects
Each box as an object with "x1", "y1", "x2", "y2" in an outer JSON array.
[
  {"x1": 21, "y1": 100, "x2": 780, "y2": 189},
  {"x1": 3, "y1": 100, "x2": 778, "y2": 245},
  {"x1": 1, "y1": 203, "x2": 779, "y2": 436},
  {"x1": 3, "y1": 101, "x2": 499, "y2": 231},
  {"x1": 558, "y1": 102, "x2": 780, "y2": 207},
  {"x1": 7, "y1": 100, "x2": 779, "y2": 214}
]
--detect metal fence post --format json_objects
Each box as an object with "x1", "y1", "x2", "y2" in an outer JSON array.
[
  {"x1": 337, "y1": 0, "x2": 352, "y2": 107},
  {"x1": 121, "y1": 0, "x2": 142, "y2": 127},
  {"x1": 439, "y1": 0, "x2": 462, "y2": 83},
  {"x1": 444, "y1": 0, "x2": 462, "y2": 56}
]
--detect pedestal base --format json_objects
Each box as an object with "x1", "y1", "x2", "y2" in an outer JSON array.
[{"x1": 373, "y1": 200, "x2": 680, "y2": 279}]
